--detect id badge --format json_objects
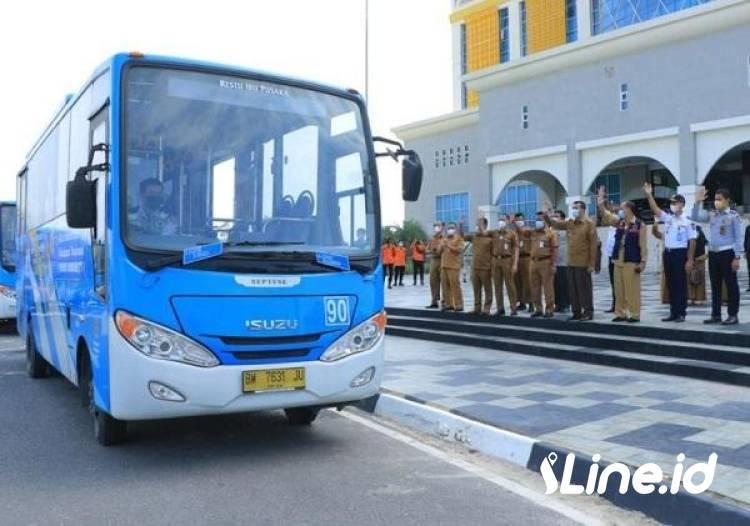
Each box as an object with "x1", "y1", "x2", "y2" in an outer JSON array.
[
  {"x1": 505, "y1": 242, "x2": 510, "y2": 251},
  {"x1": 539, "y1": 240, "x2": 545, "y2": 249}
]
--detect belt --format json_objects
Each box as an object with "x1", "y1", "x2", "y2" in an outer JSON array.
[
  {"x1": 532, "y1": 256, "x2": 551, "y2": 261},
  {"x1": 519, "y1": 254, "x2": 530, "y2": 258},
  {"x1": 664, "y1": 247, "x2": 688, "y2": 252},
  {"x1": 495, "y1": 255, "x2": 512, "y2": 259},
  {"x1": 709, "y1": 245, "x2": 735, "y2": 253}
]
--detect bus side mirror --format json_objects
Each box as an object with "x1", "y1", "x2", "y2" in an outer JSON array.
[
  {"x1": 66, "y1": 173, "x2": 97, "y2": 229},
  {"x1": 402, "y1": 153, "x2": 423, "y2": 202}
]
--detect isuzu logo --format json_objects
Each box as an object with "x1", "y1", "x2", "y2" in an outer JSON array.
[{"x1": 245, "y1": 319, "x2": 299, "y2": 331}]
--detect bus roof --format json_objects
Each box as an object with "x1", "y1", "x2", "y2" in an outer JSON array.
[{"x1": 21, "y1": 52, "x2": 363, "y2": 166}]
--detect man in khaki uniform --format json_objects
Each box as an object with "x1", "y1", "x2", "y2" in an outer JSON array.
[
  {"x1": 545, "y1": 201, "x2": 599, "y2": 321},
  {"x1": 425, "y1": 222, "x2": 444, "y2": 309},
  {"x1": 491, "y1": 218, "x2": 519, "y2": 316},
  {"x1": 529, "y1": 213, "x2": 558, "y2": 318},
  {"x1": 440, "y1": 222, "x2": 465, "y2": 312},
  {"x1": 513, "y1": 214, "x2": 532, "y2": 312},
  {"x1": 464, "y1": 217, "x2": 494, "y2": 314},
  {"x1": 598, "y1": 189, "x2": 648, "y2": 322}
]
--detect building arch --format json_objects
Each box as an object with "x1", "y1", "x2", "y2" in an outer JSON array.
[
  {"x1": 495, "y1": 170, "x2": 568, "y2": 222},
  {"x1": 700, "y1": 140, "x2": 750, "y2": 212}
]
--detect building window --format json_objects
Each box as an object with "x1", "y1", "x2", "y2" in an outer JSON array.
[
  {"x1": 519, "y1": 1, "x2": 528, "y2": 57},
  {"x1": 464, "y1": 145, "x2": 470, "y2": 164},
  {"x1": 435, "y1": 151, "x2": 440, "y2": 169},
  {"x1": 498, "y1": 8, "x2": 510, "y2": 64},
  {"x1": 436, "y1": 192, "x2": 469, "y2": 224},
  {"x1": 566, "y1": 0, "x2": 578, "y2": 43},
  {"x1": 496, "y1": 183, "x2": 538, "y2": 224},
  {"x1": 457, "y1": 146, "x2": 463, "y2": 165},
  {"x1": 591, "y1": 173, "x2": 621, "y2": 211},
  {"x1": 591, "y1": 0, "x2": 713, "y2": 36},
  {"x1": 461, "y1": 83, "x2": 468, "y2": 110},
  {"x1": 620, "y1": 83, "x2": 629, "y2": 111},
  {"x1": 460, "y1": 24, "x2": 468, "y2": 75},
  {"x1": 442, "y1": 149, "x2": 447, "y2": 167},
  {"x1": 522, "y1": 105, "x2": 529, "y2": 129}
]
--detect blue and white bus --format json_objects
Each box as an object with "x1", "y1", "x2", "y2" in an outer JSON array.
[
  {"x1": 0, "y1": 202, "x2": 17, "y2": 322},
  {"x1": 18, "y1": 53, "x2": 421, "y2": 445}
]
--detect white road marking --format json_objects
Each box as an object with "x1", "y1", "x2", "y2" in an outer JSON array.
[
  {"x1": 0, "y1": 371, "x2": 25, "y2": 377},
  {"x1": 336, "y1": 409, "x2": 603, "y2": 526}
]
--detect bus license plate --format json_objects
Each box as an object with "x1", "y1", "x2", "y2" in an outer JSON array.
[{"x1": 242, "y1": 368, "x2": 306, "y2": 393}]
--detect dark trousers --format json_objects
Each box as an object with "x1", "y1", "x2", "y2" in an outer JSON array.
[
  {"x1": 567, "y1": 266, "x2": 593, "y2": 317},
  {"x1": 394, "y1": 266, "x2": 405, "y2": 285},
  {"x1": 663, "y1": 248, "x2": 688, "y2": 317},
  {"x1": 608, "y1": 258, "x2": 616, "y2": 306},
  {"x1": 709, "y1": 250, "x2": 740, "y2": 318},
  {"x1": 554, "y1": 266, "x2": 569, "y2": 309},
  {"x1": 385, "y1": 264, "x2": 394, "y2": 286},
  {"x1": 413, "y1": 261, "x2": 425, "y2": 285}
]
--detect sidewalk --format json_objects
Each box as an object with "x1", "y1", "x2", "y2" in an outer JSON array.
[
  {"x1": 385, "y1": 264, "x2": 750, "y2": 334},
  {"x1": 380, "y1": 335, "x2": 750, "y2": 510}
]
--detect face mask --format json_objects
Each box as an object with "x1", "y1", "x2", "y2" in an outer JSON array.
[
  {"x1": 497, "y1": 221, "x2": 507, "y2": 230},
  {"x1": 515, "y1": 220, "x2": 525, "y2": 228},
  {"x1": 618, "y1": 210, "x2": 625, "y2": 220},
  {"x1": 535, "y1": 220, "x2": 544, "y2": 230},
  {"x1": 398, "y1": 243, "x2": 404, "y2": 247},
  {"x1": 570, "y1": 208, "x2": 581, "y2": 220},
  {"x1": 670, "y1": 204, "x2": 680, "y2": 214},
  {"x1": 433, "y1": 226, "x2": 442, "y2": 234},
  {"x1": 144, "y1": 195, "x2": 163, "y2": 211},
  {"x1": 714, "y1": 200, "x2": 726, "y2": 211},
  {"x1": 446, "y1": 229, "x2": 456, "y2": 236}
]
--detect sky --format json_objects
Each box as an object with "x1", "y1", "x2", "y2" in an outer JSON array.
[{"x1": 0, "y1": 0, "x2": 454, "y2": 226}]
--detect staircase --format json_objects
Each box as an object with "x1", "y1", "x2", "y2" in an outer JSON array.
[{"x1": 386, "y1": 308, "x2": 750, "y2": 387}]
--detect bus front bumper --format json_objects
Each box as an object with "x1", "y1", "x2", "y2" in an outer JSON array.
[{"x1": 108, "y1": 321, "x2": 384, "y2": 421}]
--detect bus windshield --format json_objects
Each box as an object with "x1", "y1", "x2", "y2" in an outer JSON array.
[
  {"x1": 0, "y1": 204, "x2": 16, "y2": 272},
  {"x1": 123, "y1": 66, "x2": 376, "y2": 265}
]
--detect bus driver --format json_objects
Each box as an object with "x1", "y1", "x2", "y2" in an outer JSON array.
[{"x1": 129, "y1": 178, "x2": 177, "y2": 235}]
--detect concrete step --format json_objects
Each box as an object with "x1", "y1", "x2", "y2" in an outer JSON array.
[
  {"x1": 385, "y1": 325, "x2": 750, "y2": 387},
  {"x1": 386, "y1": 307, "x2": 750, "y2": 348},
  {"x1": 388, "y1": 314, "x2": 750, "y2": 367}
]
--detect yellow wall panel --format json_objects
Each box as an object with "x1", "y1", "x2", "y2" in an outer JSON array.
[
  {"x1": 527, "y1": 0, "x2": 566, "y2": 54},
  {"x1": 465, "y1": 7, "x2": 500, "y2": 73},
  {"x1": 468, "y1": 89, "x2": 480, "y2": 108}
]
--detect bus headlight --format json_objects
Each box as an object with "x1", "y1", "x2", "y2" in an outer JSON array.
[
  {"x1": 115, "y1": 311, "x2": 219, "y2": 368},
  {"x1": 320, "y1": 311, "x2": 386, "y2": 362},
  {"x1": 0, "y1": 285, "x2": 16, "y2": 299}
]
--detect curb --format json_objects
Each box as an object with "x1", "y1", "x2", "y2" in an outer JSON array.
[{"x1": 360, "y1": 391, "x2": 750, "y2": 526}]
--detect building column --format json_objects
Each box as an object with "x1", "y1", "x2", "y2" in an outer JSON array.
[
  {"x1": 577, "y1": 0, "x2": 592, "y2": 40},
  {"x1": 508, "y1": 0, "x2": 522, "y2": 61},
  {"x1": 452, "y1": 23, "x2": 463, "y2": 111},
  {"x1": 679, "y1": 124, "x2": 698, "y2": 186},
  {"x1": 567, "y1": 144, "x2": 583, "y2": 197}
]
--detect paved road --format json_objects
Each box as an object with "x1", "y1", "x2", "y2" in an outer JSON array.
[{"x1": 0, "y1": 333, "x2": 646, "y2": 526}]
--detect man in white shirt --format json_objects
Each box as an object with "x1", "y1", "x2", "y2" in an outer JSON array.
[{"x1": 644, "y1": 183, "x2": 697, "y2": 323}]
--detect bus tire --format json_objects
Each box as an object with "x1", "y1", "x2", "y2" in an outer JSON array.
[
  {"x1": 284, "y1": 407, "x2": 319, "y2": 426},
  {"x1": 82, "y1": 353, "x2": 127, "y2": 446},
  {"x1": 26, "y1": 325, "x2": 50, "y2": 379}
]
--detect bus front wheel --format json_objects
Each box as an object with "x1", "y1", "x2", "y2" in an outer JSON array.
[
  {"x1": 26, "y1": 327, "x2": 50, "y2": 379},
  {"x1": 82, "y1": 354, "x2": 127, "y2": 446},
  {"x1": 284, "y1": 407, "x2": 320, "y2": 426}
]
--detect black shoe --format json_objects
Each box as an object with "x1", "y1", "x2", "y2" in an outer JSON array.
[
  {"x1": 425, "y1": 304, "x2": 439, "y2": 309},
  {"x1": 517, "y1": 304, "x2": 526, "y2": 312},
  {"x1": 531, "y1": 312, "x2": 543, "y2": 318},
  {"x1": 674, "y1": 316, "x2": 686, "y2": 323},
  {"x1": 543, "y1": 312, "x2": 554, "y2": 319},
  {"x1": 454, "y1": 308, "x2": 464, "y2": 312},
  {"x1": 722, "y1": 316, "x2": 739, "y2": 326},
  {"x1": 612, "y1": 317, "x2": 627, "y2": 322},
  {"x1": 579, "y1": 314, "x2": 593, "y2": 322},
  {"x1": 510, "y1": 310, "x2": 518, "y2": 316},
  {"x1": 388, "y1": 285, "x2": 392, "y2": 289},
  {"x1": 627, "y1": 318, "x2": 640, "y2": 323},
  {"x1": 605, "y1": 307, "x2": 615, "y2": 314},
  {"x1": 661, "y1": 315, "x2": 677, "y2": 322},
  {"x1": 703, "y1": 317, "x2": 722, "y2": 325},
  {"x1": 496, "y1": 310, "x2": 506, "y2": 317},
  {"x1": 567, "y1": 315, "x2": 581, "y2": 322},
  {"x1": 441, "y1": 307, "x2": 454, "y2": 312}
]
